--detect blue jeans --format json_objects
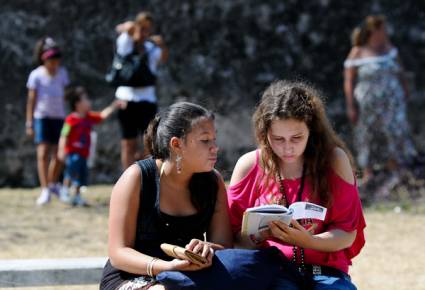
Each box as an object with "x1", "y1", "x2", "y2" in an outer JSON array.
[
  {"x1": 64, "y1": 153, "x2": 88, "y2": 186},
  {"x1": 269, "y1": 268, "x2": 357, "y2": 290}
]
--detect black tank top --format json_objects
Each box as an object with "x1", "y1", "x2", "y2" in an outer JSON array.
[{"x1": 100, "y1": 158, "x2": 216, "y2": 290}]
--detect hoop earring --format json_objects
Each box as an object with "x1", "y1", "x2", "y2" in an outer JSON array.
[{"x1": 176, "y1": 155, "x2": 182, "y2": 174}]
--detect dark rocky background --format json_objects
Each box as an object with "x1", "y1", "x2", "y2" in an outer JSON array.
[{"x1": 1, "y1": 0, "x2": 424, "y2": 197}]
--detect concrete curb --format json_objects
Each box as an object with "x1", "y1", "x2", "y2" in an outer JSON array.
[{"x1": 0, "y1": 257, "x2": 108, "y2": 287}]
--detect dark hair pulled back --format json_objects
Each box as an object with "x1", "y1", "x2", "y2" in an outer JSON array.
[{"x1": 144, "y1": 102, "x2": 218, "y2": 213}]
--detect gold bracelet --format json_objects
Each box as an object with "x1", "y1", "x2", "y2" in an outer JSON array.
[
  {"x1": 150, "y1": 258, "x2": 159, "y2": 276},
  {"x1": 147, "y1": 257, "x2": 158, "y2": 277},
  {"x1": 146, "y1": 258, "x2": 153, "y2": 276}
]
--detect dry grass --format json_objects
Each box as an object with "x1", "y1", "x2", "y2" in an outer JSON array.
[
  {"x1": 350, "y1": 211, "x2": 425, "y2": 290},
  {"x1": 0, "y1": 186, "x2": 110, "y2": 260},
  {"x1": 1, "y1": 186, "x2": 424, "y2": 290}
]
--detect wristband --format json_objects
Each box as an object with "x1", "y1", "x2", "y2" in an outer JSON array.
[{"x1": 25, "y1": 122, "x2": 33, "y2": 128}]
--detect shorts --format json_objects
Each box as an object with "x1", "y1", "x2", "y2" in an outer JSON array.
[
  {"x1": 64, "y1": 153, "x2": 88, "y2": 186},
  {"x1": 116, "y1": 276, "x2": 157, "y2": 290},
  {"x1": 117, "y1": 101, "x2": 157, "y2": 140},
  {"x1": 34, "y1": 118, "x2": 64, "y2": 145}
]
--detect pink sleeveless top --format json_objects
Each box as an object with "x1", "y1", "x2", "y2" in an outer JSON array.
[{"x1": 227, "y1": 150, "x2": 366, "y2": 273}]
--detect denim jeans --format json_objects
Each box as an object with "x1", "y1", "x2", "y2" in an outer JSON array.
[
  {"x1": 268, "y1": 268, "x2": 357, "y2": 290},
  {"x1": 64, "y1": 153, "x2": 88, "y2": 186}
]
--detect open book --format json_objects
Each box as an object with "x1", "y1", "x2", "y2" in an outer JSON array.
[{"x1": 241, "y1": 202, "x2": 327, "y2": 240}]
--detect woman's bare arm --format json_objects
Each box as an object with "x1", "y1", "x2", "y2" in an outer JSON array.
[
  {"x1": 206, "y1": 171, "x2": 233, "y2": 249},
  {"x1": 343, "y1": 47, "x2": 360, "y2": 125},
  {"x1": 26, "y1": 89, "x2": 37, "y2": 136},
  {"x1": 108, "y1": 164, "x2": 156, "y2": 274}
]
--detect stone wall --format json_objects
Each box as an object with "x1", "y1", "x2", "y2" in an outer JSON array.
[{"x1": 1, "y1": 0, "x2": 425, "y2": 186}]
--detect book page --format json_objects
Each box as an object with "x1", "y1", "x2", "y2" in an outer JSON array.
[
  {"x1": 246, "y1": 204, "x2": 289, "y2": 214},
  {"x1": 289, "y1": 202, "x2": 327, "y2": 221},
  {"x1": 241, "y1": 210, "x2": 293, "y2": 238}
]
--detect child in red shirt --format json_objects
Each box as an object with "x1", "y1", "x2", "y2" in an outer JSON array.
[
  {"x1": 228, "y1": 80, "x2": 366, "y2": 289},
  {"x1": 58, "y1": 87, "x2": 119, "y2": 206}
]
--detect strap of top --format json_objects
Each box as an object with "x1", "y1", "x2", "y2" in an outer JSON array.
[
  {"x1": 132, "y1": 158, "x2": 162, "y2": 251},
  {"x1": 135, "y1": 158, "x2": 159, "y2": 212}
]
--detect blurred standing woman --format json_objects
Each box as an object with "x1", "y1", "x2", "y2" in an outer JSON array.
[
  {"x1": 26, "y1": 37, "x2": 70, "y2": 205},
  {"x1": 344, "y1": 15, "x2": 416, "y2": 190},
  {"x1": 114, "y1": 11, "x2": 169, "y2": 170}
]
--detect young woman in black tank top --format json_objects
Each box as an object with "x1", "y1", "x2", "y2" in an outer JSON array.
[{"x1": 100, "y1": 102, "x2": 232, "y2": 290}]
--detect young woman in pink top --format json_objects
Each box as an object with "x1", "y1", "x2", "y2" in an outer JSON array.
[{"x1": 228, "y1": 80, "x2": 366, "y2": 290}]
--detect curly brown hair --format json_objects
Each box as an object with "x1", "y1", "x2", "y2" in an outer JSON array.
[{"x1": 253, "y1": 80, "x2": 354, "y2": 206}]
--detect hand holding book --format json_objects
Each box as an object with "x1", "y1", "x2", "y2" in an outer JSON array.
[
  {"x1": 268, "y1": 218, "x2": 314, "y2": 247},
  {"x1": 241, "y1": 201, "x2": 327, "y2": 244}
]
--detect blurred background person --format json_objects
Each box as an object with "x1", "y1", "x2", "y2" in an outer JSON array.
[
  {"x1": 114, "y1": 11, "x2": 169, "y2": 170},
  {"x1": 26, "y1": 37, "x2": 70, "y2": 205},
  {"x1": 343, "y1": 15, "x2": 417, "y2": 195},
  {"x1": 58, "y1": 86, "x2": 119, "y2": 206}
]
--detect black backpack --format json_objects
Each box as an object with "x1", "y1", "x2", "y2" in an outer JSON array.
[{"x1": 105, "y1": 41, "x2": 157, "y2": 87}]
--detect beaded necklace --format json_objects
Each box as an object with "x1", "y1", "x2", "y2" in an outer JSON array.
[{"x1": 277, "y1": 163, "x2": 307, "y2": 272}]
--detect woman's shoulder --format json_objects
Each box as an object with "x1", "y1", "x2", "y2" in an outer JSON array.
[
  {"x1": 110, "y1": 163, "x2": 142, "y2": 201},
  {"x1": 117, "y1": 31, "x2": 132, "y2": 42},
  {"x1": 145, "y1": 40, "x2": 162, "y2": 58},
  {"x1": 58, "y1": 66, "x2": 68, "y2": 74},
  {"x1": 57, "y1": 66, "x2": 69, "y2": 79},
  {"x1": 229, "y1": 150, "x2": 259, "y2": 186},
  {"x1": 145, "y1": 40, "x2": 157, "y2": 50},
  {"x1": 235, "y1": 150, "x2": 258, "y2": 173},
  {"x1": 122, "y1": 163, "x2": 143, "y2": 181},
  {"x1": 329, "y1": 147, "x2": 355, "y2": 185},
  {"x1": 28, "y1": 65, "x2": 44, "y2": 77},
  {"x1": 347, "y1": 46, "x2": 363, "y2": 60},
  {"x1": 116, "y1": 32, "x2": 134, "y2": 56},
  {"x1": 344, "y1": 46, "x2": 363, "y2": 68}
]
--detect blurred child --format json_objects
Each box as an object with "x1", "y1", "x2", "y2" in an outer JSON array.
[
  {"x1": 26, "y1": 37, "x2": 70, "y2": 205},
  {"x1": 58, "y1": 86, "x2": 119, "y2": 206}
]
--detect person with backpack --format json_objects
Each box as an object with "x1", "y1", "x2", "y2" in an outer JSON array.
[{"x1": 114, "y1": 11, "x2": 168, "y2": 170}]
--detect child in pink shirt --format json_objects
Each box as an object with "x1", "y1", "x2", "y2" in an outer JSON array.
[{"x1": 228, "y1": 80, "x2": 366, "y2": 290}]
